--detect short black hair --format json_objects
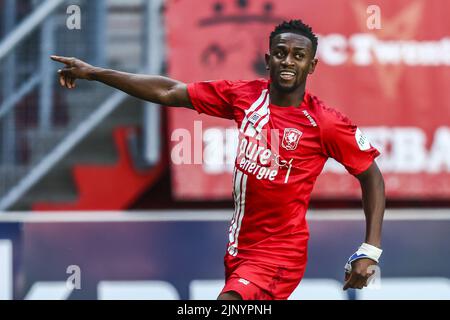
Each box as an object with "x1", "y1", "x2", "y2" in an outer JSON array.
[{"x1": 270, "y1": 20, "x2": 318, "y2": 56}]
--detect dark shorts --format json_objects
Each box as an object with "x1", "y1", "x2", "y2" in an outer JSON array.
[{"x1": 220, "y1": 254, "x2": 307, "y2": 300}]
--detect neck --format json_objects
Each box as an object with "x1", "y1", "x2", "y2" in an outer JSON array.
[{"x1": 269, "y1": 82, "x2": 306, "y2": 107}]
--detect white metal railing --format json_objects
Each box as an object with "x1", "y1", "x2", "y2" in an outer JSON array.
[
  {"x1": 0, "y1": 90, "x2": 129, "y2": 210},
  {"x1": 0, "y1": 74, "x2": 41, "y2": 120},
  {"x1": 0, "y1": 209, "x2": 450, "y2": 223},
  {"x1": 0, "y1": 0, "x2": 163, "y2": 211},
  {"x1": 0, "y1": 0, "x2": 65, "y2": 62}
]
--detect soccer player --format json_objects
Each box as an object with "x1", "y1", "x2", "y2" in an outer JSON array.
[{"x1": 51, "y1": 20, "x2": 385, "y2": 300}]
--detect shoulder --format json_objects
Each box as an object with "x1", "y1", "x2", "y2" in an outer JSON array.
[
  {"x1": 196, "y1": 78, "x2": 267, "y2": 88},
  {"x1": 308, "y1": 93, "x2": 353, "y2": 130},
  {"x1": 225, "y1": 78, "x2": 268, "y2": 93},
  {"x1": 190, "y1": 79, "x2": 267, "y2": 96},
  {"x1": 221, "y1": 79, "x2": 269, "y2": 105}
]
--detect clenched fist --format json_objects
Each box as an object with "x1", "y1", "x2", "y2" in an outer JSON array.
[{"x1": 343, "y1": 258, "x2": 377, "y2": 290}]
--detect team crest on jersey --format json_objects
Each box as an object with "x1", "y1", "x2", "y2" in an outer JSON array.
[{"x1": 282, "y1": 128, "x2": 303, "y2": 151}]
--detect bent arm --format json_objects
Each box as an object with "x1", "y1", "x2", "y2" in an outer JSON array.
[
  {"x1": 51, "y1": 55, "x2": 193, "y2": 109},
  {"x1": 342, "y1": 162, "x2": 385, "y2": 290},
  {"x1": 356, "y1": 161, "x2": 385, "y2": 248}
]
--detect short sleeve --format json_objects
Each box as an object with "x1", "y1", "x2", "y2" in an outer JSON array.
[
  {"x1": 187, "y1": 80, "x2": 236, "y2": 120},
  {"x1": 321, "y1": 110, "x2": 380, "y2": 176}
]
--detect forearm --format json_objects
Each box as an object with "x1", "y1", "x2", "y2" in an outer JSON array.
[
  {"x1": 90, "y1": 68, "x2": 187, "y2": 106},
  {"x1": 359, "y1": 164, "x2": 385, "y2": 248}
]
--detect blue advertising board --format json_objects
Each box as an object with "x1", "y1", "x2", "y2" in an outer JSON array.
[{"x1": 1, "y1": 212, "x2": 449, "y2": 300}]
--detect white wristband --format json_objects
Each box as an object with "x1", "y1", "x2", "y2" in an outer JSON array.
[
  {"x1": 358, "y1": 243, "x2": 383, "y2": 263},
  {"x1": 344, "y1": 243, "x2": 382, "y2": 273}
]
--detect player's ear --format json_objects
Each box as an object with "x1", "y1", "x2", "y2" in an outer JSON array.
[
  {"x1": 308, "y1": 58, "x2": 318, "y2": 75},
  {"x1": 265, "y1": 53, "x2": 270, "y2": 70}
]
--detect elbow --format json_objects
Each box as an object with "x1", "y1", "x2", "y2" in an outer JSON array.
[{"x1": 163, "y1": 82, "x2": 191, "y2": 107}]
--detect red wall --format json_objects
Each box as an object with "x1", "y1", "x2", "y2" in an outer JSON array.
[{"x1": 166, "y1": 0, "x2": 450, "y2": 200}]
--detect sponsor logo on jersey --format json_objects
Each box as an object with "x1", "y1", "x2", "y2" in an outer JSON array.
[
  {"x1": 282, "y1": 128, "x2": 303, "y2": 151},
  {"x1": 302, "y1": 110, "x2": 318, "y2": 127},
  {"x1": 238, "y1": 278, "x2": 250, "y2": 286},
  {"x1": 355, "y1": 128, "x2": 371, "y2": 151}
]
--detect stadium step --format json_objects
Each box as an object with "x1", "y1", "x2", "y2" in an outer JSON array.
[
  {"x1": 32, "y1": 127, "x2": 165, "y2": 211},
  {"x1": 64, "y1": 87, "x2": 112, "y2": 125},
  {"x1": 4, "y1": 0, "x2": 158, "y2": 211},
  {"x1": 0, "y1": 165, "x2": 29, "y2": 193},
  {"x1": 10, "y1": 93, "x2": 164, "y2": 211},
  {"x1": 107, "y1": 0, "x2": 145, "y2": 71},
  {"x1": 24, "y1": 128, "x2": 67, "y2": 166}
]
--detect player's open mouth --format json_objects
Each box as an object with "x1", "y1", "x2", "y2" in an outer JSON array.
[{"x1": 279, "y1": 71, "x2": 296, "y2": 81}]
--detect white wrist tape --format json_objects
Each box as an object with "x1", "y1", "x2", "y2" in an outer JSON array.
[{"x1": 344, "y1": 243, "x2": 383, "y2": 274}]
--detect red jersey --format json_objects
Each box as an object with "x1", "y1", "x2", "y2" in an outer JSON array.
[{"x1": 187, "y1": 79, "x2": 380, "y2": 267}]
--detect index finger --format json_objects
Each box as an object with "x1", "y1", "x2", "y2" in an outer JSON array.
[{"x1": 50, "y1": 55, "x2": 71, "y2": 64}]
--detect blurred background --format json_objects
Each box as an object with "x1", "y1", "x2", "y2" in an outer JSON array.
[{"x1": 0, "y1": 0, "x2": 449, "y2": 300}]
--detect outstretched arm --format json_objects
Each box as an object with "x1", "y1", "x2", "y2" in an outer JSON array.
[
  {"x1": 50, "y1": 55, "x2": 193, "y2": 109},
  {"x1": 343, "y1": 161, "x2": 385, "y2": 290}
]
